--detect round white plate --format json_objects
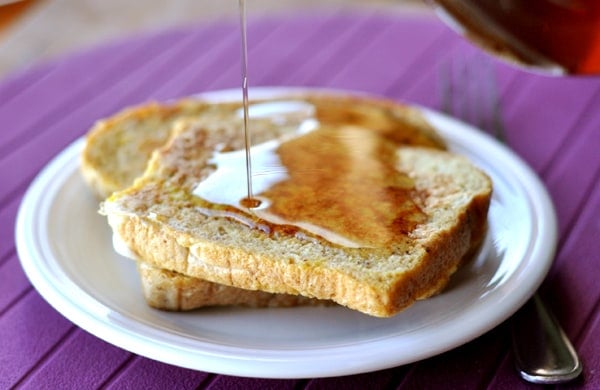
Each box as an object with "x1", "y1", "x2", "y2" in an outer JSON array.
[{"x1": 16, "y1": 88, "x2": 557, "y2": 378}]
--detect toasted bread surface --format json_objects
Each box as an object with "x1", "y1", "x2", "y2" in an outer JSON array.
[
  {"x1": 101, "y1": 93, "x2": 491, "y2": 317},
  {"x1": 81, "y1": 99, "x2": 211, "y2": 199}
]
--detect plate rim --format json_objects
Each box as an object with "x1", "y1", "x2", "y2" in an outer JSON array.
[{"x1": 15, "y1": 87, "x2": 557, "y2": 378}]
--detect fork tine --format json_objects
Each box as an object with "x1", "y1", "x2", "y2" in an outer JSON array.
[
  {"x1": 438, "y1": 60, "x2": 452, "y2": 115},
  {"x1": 458, "y1": 54, "x2": 478, "y2": 128},
  {"x1": 484, "y1": 61, "x2": 506, "y2": 142},
  {"x1": 438, "y1": 49, "x2": 506, "y2": 142}
]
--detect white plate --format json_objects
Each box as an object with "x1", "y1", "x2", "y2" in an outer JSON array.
[{"x1": 16, "y1": 88, "x2": 557, "y2": 378}]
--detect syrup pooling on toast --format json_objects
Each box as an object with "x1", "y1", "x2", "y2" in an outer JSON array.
[{"x1": 193, "y1": 98, "x2": 429, "y2": 248}]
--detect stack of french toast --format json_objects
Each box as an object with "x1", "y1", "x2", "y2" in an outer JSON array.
[{"x1": 80, "y1": 91, "x2": 492, "y2": 318}]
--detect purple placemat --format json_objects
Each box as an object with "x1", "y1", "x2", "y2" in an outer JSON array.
[{"x1": 1, "y1": 10, "x2": 599, "y2": 389}]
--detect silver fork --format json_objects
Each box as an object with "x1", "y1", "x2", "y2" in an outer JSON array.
[{"x1": 439, "y1": 53, "x2": 582, "y2": 385}]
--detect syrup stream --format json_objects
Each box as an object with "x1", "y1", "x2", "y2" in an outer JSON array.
[{"x1": 239, "y1": 0, "x2": 254, "y2": 205}]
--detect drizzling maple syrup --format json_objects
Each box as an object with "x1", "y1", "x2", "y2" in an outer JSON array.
[
  {"x1": 239, "y1": 0, "x2": 256, "y2": 205},
  {"x1": 193, "y1": 99, "x2": 430, "y2": 248},
  {"x1": 239, "y1": 196, "x2": 261, "y2": 209},
  {"x1": 256, "y1": 123, "x2": 426, "y2": 248},
  {"x1": 207, "y1": 1, "x2": 434, "y2": 248}
]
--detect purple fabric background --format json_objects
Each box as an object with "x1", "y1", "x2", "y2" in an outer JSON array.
[{"x1": 1, "y1": 11, "x2": 599, "y2": 389}]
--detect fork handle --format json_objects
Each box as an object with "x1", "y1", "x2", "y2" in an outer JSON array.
[{"x1": 511, "y1": 293, "x2": 582, "y2": 384}]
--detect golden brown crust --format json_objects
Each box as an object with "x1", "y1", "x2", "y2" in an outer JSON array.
[{"x1": 137, "y1": 262, "x2": 329, "y2": 310}]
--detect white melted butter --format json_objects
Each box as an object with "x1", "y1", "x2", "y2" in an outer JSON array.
[
  {"x1": 105, "y1": 214, "x2": 139, "y2": 261},
  {"x1": 192, "y1": 99, "x2": 364, "y2": 248},
  {"x1": 194, "y1": 138, "x2": 286, "y2": 208},
  {"x1": 112, "y1": 232, "x2": 139, "y2": 261}
]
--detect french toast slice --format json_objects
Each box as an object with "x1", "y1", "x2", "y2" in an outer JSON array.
[
  {"x1": 100, "y1": 93, "x2": 491, "y2": 317},
  {"x1": 81, "y1": 98, "x2": 336, "y2": 310}
]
